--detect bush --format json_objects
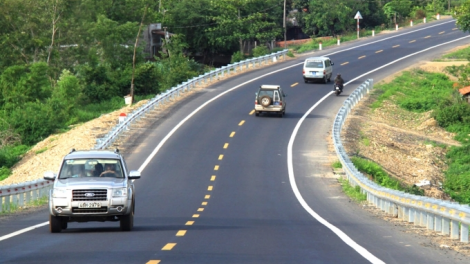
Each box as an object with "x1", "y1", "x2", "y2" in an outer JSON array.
[
  {"x1": 0, "y1": 166, "x2": 11, "y2": 181},
  {"x1": 231, "y1": 51, "x2": 245, "y2": 63},
  {"x1": 434, "y1": 102, "x2": 470, "y2": 128},
  {"x1": 0, "y1": 145, "x2": 29, "y2": 169},
  {"x1": 252, "y1": 46, "x2": 269, "y2": 57}
]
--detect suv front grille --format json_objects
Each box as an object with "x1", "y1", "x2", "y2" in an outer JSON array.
[
  {"x1": 73, "y1": 189, "x2": 107, "y2": 201},
  {"x1": 72, "y1": 207, "x2": 108, "y2": 213}
]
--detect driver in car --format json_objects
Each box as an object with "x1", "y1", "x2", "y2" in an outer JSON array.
[{"x1": 100, "y1": 164, "x2": 119, "y2": 177}]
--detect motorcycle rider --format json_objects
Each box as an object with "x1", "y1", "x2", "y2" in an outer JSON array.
[{"x1": 334, "y1": 73, "x2": 344, "y2": 92}]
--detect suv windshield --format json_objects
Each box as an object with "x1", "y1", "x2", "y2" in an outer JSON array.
[{"x1": 58, "y1": 158, "x2": 124, "y2": 179}]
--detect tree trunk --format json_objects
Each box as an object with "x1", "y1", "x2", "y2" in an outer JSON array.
[{"x1": 130, "y1": 5, "x2": 148, "y2": 105}]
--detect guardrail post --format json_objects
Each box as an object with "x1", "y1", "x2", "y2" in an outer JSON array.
[
  {"x1": 420, "y1": 210, "x2": 427, "y2": 227},
  {"x1": 26, "y1": 187, "x2": 31, "y2": 205},
  {"x1": 435, "y1": 215, "x2": 442, "y2": 232},
  {"x1": 6, "y1": 195, "x2": 11, "y2": 212},
  {"x1": 461, "y1": 225, "x2": 469, "y2": 243},
  {"x1": 402, "y1": 206, "x2": 409, "y2": 221},
  {"x1": 408, "y1": 208, "x2": 415, "y2": 223},
  {"x1": 426, "y1": 212, "x2": 434, "y2": 230},
  {"x1": 451, "y1": 220, "x2": 459, "y2": 239},
  {"x1": 442, "y1": 218, "x2": 450, "y2": 235}
]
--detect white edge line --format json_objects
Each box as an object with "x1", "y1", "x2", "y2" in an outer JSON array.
[
  {"x1": 286, "y1": 35, "x2": 470, "y2": 264},
  {"x1": 0, "y1": 222, "x2": 48, "y2": 242}
]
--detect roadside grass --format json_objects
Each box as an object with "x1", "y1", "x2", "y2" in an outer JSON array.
[
  {"x1": 332, "y1": 160, "x2": 342, "y2": 169},
  {"x1": 351, "y1": 156, "x2": 424, "y2": 196},
  {"x1": 440, "y1": 46, "x2": 470, "y2": 60},
  {"x1": 0, "y1": 196, "x2": 48, "y2": 216},
  {"x1": 338, "y1": 177, "x2": 367, "y2": 202}
]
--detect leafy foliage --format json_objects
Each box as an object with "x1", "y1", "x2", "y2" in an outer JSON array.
[
  {"x1": 454, "y1": 0, "x2": 470, "y2": 32},
  {"x1": 351, "y1": 156, "x2": 424, "y2": 195}
]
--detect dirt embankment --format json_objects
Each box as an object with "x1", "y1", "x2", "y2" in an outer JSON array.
[{"x1": 341, "y1": 55, "x2": 469, "y2": 200}]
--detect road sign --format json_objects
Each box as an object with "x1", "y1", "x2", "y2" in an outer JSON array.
[{"x1": 354, "y1": 11, "x2": 363, "y2": 20}]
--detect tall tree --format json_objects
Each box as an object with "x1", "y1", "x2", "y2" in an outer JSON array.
[{"x1": 454, "y1": 0, "x2": 470, "y2": 32}]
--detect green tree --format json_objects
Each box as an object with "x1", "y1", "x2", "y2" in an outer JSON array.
[
  {"x1": 301, "y1": 0, "x2": 353, "y2": 37},
  {"x1": 0, "y1": 63, "x2": 51, "y2": 108},
  {"x1": 454, "y1": 0, "x2": 470, "y2": 32}
]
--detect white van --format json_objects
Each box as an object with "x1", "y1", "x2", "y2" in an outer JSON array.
[{"x1": 302, "y1": 56, "x2": 334, "y2": 83}]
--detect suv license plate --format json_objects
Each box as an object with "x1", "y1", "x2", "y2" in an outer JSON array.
[
  {"x1": 78, "y1": 202, "x2": 101, "y2": 208},
  {"x1": 310, "y1": 72, "x2": 316, "y2": 75}
]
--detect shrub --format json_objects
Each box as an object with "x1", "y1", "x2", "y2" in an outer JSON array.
[
  {"x1": 252, "y1": 46, "x2": 269, "y2": 57},
  {"x1": 434, "y1": 102, "x2": 470, "y2": 128},
  {"x1": 231, "y1": 51, "x2": 245, "y2": 63},
  {"x1": 0, "y1": 145, "x2": 29, "y2": 169},
  {"x1": 0, "y1": 166, "x2": 11, "y2": 181},
  {"x1": 332, "y1": 161, "x2": 342, "y2": 169}
]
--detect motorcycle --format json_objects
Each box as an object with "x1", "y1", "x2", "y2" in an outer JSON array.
[{"x1": 334, "y1": 83, "x2": 342, "y2": 96}]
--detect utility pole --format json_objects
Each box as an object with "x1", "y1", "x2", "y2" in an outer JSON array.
[{"x1": 283, "y1": 0, "x2": 286, "y2": 49}]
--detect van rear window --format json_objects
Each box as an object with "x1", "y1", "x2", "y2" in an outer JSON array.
[{"x1": 306, "y1": 61, "x2": 323, "y2": 68}]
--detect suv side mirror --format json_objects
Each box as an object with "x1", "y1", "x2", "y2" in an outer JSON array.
[
  {"x1": 128, "y1": 170, "x2": 141, "y2": 180},
  {"x1": 44, "y1": 171, "x2": 57, "y2": 181},
  {"x1": 331, "y1": 62, "x2": 334, "y2": 66}
]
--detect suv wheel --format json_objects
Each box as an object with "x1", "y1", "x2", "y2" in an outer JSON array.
[
  {"x1": 61, "y1": 219, "x2": 68, "y2": 230},
  {"x1": 259, "y1": 96, "x2": 272, "y2": 107},
  {"x1": 49, "y1": 215, "x2": 62, "y2": 233},
  {"x1": 120, "y1": 202, "x2": 134, "y2": 231},
  {"x1": 255, "y1": 111, "x2": 259, "y2": 116},
  {"x1": 323, "y1": 76, "x2": 328, "y2": 83}
]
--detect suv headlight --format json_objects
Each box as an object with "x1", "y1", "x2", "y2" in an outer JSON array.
[
  {"x1": 52, "y1": 188, "x2": 67, "y2": 198},
  {"x1": 112, "y1": 188, "x2": 128, "y2": 197}
]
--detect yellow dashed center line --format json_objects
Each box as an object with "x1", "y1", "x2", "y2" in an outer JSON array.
[
  {"x1": 218, "y1": 154, "x2": 223, "y2": 160},
  {"x1": 439, "y1": 31, "x2": 445, "y2": 34},
  {"x1": 223, "y1": 143, "x2": 229, "y2": 149},
  {"x1": 229, "y1": 132, "x2": 235, "y2": 137},
  {"x1": 176, "y1": 230, "x2": 187, "y2": 236},
  {"x1": 375, "y1": 50, "x2": 383, "y2": 53},
  {"x1": 208, "y1": 186, "x2": 213, "y2": 191},
  {"x1": 214, "y1": 165, "x2": 219, "y2": 171},
  {"x1": 249, "y1": 110, "x2": 255, "y2": 115},
  {"x1": 205, "y1": 195, "x2": 210, "y2": 199},
  {"x1": 146, "y1": 261, "x2": 161, "y2": 264},
  {"x1": 211, "y1": 175, "x2": 216, "y2": 181},
  {"x1": 392, "y1": 45, "x2": 400, "y2": 48},
  {"x1": 409, "y1": 40, "x2": 416, "y2": 43},
  {"x1": 358, "y1": 55, "x2": 366, "y2": 59},
  {"x1": 197, "y1": 208, "x2": 204, "y2": 212},
  {"x1": 341, "y1": 62, "x2": 349, "y2": 66},
  {"x1": 185, "y1": 221, "x2": 194, "y2": 225},
  {"x1": 202, "y1": 201, "x2": 208, "y2": 206},
  {"x1": 424, "y1": 36, "x2": 431, "y2": 38},
  {"x1": 238, "y1": 120, "x2": 245, "y2": 126},
  {"x1": 162, "y1": 243, "x2": 176, "y2": 250},
  {"x1": 290, "y1": 82, "x2": 298, "y2": 87},
  {"x1": 192, "y1": 214, "x2": 200, "y2": 218}
]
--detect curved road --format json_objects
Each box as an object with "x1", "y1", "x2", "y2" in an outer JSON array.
[{"x1": 1, "y1": 19, "x2": 469, "y2": 264}]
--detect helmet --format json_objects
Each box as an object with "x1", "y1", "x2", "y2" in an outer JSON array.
[{"x1": 337, "y1": 73, "x2": 341, "y2": 76}]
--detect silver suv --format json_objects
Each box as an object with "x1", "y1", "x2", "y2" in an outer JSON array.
[
  {"x1": 44, "y1": 149, "x2": 141, "y2": 233},
  {"x1": 254, "y1": 85, "x2": 287, "y2": 117}
]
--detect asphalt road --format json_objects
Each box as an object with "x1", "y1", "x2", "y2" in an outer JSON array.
[{"x1": 1, "y1": 19, "x2": 470, "y2": 264}]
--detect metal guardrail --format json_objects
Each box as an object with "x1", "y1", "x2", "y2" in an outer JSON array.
[
  {"x1": 0, "y1": 50, "x2": 288, "y2": 213},
  {"x1": 332, "y1": 79, "x2": 470, "y2": 243}
]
